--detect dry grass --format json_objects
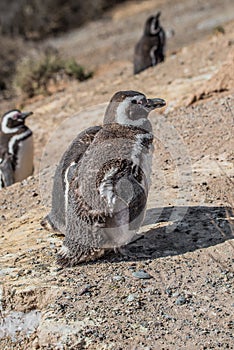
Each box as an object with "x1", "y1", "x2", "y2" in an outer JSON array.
[{"x1": 14, "y1": 48, "x2": 93, "y2": 98}]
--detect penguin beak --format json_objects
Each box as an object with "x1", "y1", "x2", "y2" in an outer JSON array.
[
  {"x1": 21, "y1": 111, "x2": 33, "y2": 120},
  {"x1": 145, "y1": 98, "x2": 166, "y2": 110},
  {"x1": 156, "y1": 11, "x2": 161, "y2": 19}
]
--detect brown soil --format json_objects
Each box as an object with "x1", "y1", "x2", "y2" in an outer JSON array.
[{"x1": 0, "y1": 0, "x2": 234, "y2": 349}]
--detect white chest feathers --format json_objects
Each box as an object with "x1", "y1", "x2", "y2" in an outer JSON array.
[
  {"x1": 131, "y1": 133, "x2": 153, "y2": 183},
  {"x1": 14, "y1": 135, "x2": 34, "y2": 182}
]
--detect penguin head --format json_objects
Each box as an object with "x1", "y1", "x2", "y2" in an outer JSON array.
[
  {"x1": 144, "y1": 12, "x2": 161, "y2": 36},
  {"x1": 1, "y1": 110, "x2": 33, "y2": 134},
  {"x1": 103, "y1": 90, "x2": 166, "y2": 130}
]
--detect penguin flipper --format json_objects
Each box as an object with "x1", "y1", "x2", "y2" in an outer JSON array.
[
  {"x1": 60, "y1": 126, "x2": 102, "y2": 176},
  {"x1": 0, "y1": 155, "x2": 14, "y2": 188},
  {"x1": 47, "y1": 126, "x2": 102, "y2": 234}
]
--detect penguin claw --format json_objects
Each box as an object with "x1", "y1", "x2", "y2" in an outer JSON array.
[
  {"x1": 40, "y1": 215, "x2": 62, "y2": 234},
  {"x1": 40, "y1": 216, "x2": 54, "y2": 231},
  {"x1": 56, "y1": 245, "x2": 76, "y2": 267}
]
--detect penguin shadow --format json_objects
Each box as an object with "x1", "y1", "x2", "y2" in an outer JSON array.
[{"x1": 113, "y1": 205, "x2": 233, "y2": 261}]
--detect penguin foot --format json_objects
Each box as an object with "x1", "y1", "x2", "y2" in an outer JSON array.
[{"x1": 57, "y1": 245, "x2": 107, "y2": 267}]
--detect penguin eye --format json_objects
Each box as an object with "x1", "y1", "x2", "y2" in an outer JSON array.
[
  {"x1": 132, "y1": 99, "x2": 143, "y2": 105},
  {"x1": 13, "y1": 113, "x2": 20, "y2": 120}
]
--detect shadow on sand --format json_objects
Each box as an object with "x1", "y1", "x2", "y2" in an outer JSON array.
[{"x1": 115, "y1": 205, "x2": 233, "y2": 260}]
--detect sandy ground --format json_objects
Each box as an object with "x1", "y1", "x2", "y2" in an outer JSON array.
[{"x1": 0, "y1": 0, "x2": 234, "y2": 349}]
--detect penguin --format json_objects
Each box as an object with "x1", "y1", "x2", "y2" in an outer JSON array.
[
  {"x1": 0, "y1": 109, "x2": 33, "y2": 188},
  {"x1": 134, "y1": 12, "x2": 166, "y2": 75},
  {"x1": 43, "y1": 91, "x2": 166, "y2": 266}
]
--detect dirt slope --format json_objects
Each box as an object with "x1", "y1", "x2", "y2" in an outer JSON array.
[{"x1": 0, "y1": 0, "x2": 234, "y2": 349}]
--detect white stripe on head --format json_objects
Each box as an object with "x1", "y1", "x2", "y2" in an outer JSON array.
[
  {"x1": 116, "y1": 96, "x2": 146, "y2": 127},
  {"x1": 8, "y1": 129, "x2": 32, "y2": 155},
  {"x1": 150, "y1": 18, "x2": 160, "y2": 35},
  {"x1": 1, "y1": 111, "x2": 21, "y2": 134}
]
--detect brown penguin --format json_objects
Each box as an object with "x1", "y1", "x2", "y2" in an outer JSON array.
[{"x1": 43, "y1": 91, "x2": 166, "y2": 266}]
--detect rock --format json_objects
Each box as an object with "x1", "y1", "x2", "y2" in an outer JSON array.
[
  {"x1": 132, "y1": 270, "x2": 152, "y2": 279},
  {"x1": 78, "y1": 284, "x2": 91, "y2": 296},
  {"x1": 175, "y1": 295, "x2": 187, "y2": 305},
  {"x1": 126, "y1": 294, "x2": 137, "y2": 303},
  {"x1": 112, "y1": 275, "x2": 123, "y2": 281}
]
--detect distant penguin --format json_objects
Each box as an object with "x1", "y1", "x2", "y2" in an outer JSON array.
[
  {"x1": 0, "y1": 109, "x2": 33, "y2": 188},
  {"x1": 43, "y1": 91, "x2": 166, "y2": 266},
  {"x1": 134, "y1": 12, "x2": 166, "y2": 74}
]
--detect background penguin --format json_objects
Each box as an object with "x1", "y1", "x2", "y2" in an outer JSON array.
[
  {"x1": 0, "y1": 109, "x2": 33, "y2": 188},
  {"x1": 43, "y1": 91, "x2": 166, "y2": 266},
  {"x1": 134, "y1": 12, "x2": 166, "y2": 74}
]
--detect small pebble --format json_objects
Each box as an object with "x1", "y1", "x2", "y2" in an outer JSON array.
[
  {"x1": 165, "y1": 288, "x2": 172, "y2": 296},
  {"x1": 175, "y1": 295, "x2": 186, "y2": 305},
  {"x1": 132, "y1": 270, "x2": 152, "y2": 279},
  {"x1": 126, "y1": 294, "x2": 136, "y2": 302},
  {"x1": 78, "y1": 284, "x2": 91, "y2": 296},
  {"x1": 113, "y1": 275, "x2": 123, "y2": 281}
]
